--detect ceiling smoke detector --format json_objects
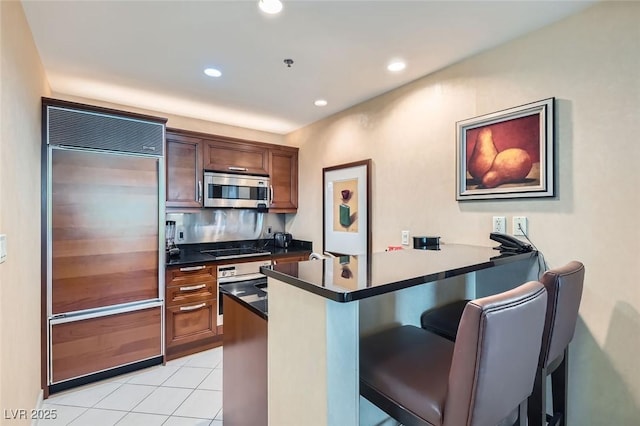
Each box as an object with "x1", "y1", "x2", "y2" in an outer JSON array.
[{"x1": 284, "y1": 59, "x2": 294, "y2": 68}]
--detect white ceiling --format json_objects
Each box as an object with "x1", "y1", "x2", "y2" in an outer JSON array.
[{"x1": 22, "y1": 0, "x2": 597, "y2": 134}]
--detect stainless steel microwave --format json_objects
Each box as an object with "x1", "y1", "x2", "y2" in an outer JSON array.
[{"x1": 203, "y1": 172, "x2": 270, "y2": 209}]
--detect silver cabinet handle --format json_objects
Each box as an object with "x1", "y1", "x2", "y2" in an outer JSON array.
[
  {"x1": 180, "y1": 303, "x2": 206, "y2": 312},
  {"x1": 270, "y1": 185, "x2": 274, "y2": 205},
  {"x1": 228, "y1": 166, "x2": 248, "y2": 171},
  {"x1": 198, "y1": 180, "x2": 202, "y2": 203},
  {"x1": 179, "y1": 284, "x2": 207, "y2": 292},
  {"x1": 179, "y1": 265, "x2": 206, "y2": 272}
]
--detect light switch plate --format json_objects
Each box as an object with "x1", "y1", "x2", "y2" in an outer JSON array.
[
  {"x1": 0, "y1": 234, "x2": 6, "y2": 263},
  {"x1": 401, "y1": 230, "x2": 410, "y2": 245}
]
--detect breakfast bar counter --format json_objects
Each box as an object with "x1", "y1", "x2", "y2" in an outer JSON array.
[{"x1": 261, "y1": 243, "x2": 539, "y2": 426}]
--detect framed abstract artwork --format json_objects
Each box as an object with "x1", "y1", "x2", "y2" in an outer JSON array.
[
  {"x1": 323, "y1": 159, "x2": 371, "y2": 256},
  {"x1": 456, "y1": 98, "x2": 555, "y2": 200}
]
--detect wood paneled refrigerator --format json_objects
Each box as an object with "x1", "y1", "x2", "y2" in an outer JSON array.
[{"x1": 42, "y1": 98, "x2": 167, "y2": 396}]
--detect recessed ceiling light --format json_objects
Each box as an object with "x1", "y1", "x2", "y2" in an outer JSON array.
[
  {"x1": 387, "y1": 61, "x2": 406, "y2": 72},
  {"x1": 314, "y1": 99, "x2": 328, "y2": 107},
  {"x1": 204, "y1": 68, "x2": 222, "y2": 78},
  {"x1": 258, "y1": 0, "x2": 283, "y2": 14}
]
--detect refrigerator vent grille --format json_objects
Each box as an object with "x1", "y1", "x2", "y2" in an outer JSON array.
[{"x1": 47, "y1": 106, "x2": 164, "y2": 156}]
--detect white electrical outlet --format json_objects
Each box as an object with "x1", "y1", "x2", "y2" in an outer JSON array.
[
  {"x1": 513, "y1": 216, "x2": 528, "y2": 236},
  {"x1": 401, "y1": 230, "x2": 410, "y2": 245},
  {"x1": 0, "y1": 234, "x2": 6, "y2": 264},
  {"x1": 492, "y1": 216, "x2": 506, "y2": 233}
]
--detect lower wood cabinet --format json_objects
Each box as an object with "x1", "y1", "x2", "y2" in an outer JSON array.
[
  {"x1": 166, "y1": 300, "x2": 217, "y2": 347},
  {"x1": 165, "y1": 264, "x2": 222, "y2": 360},
  {"x1": 272, "y1": 253, "x2": 310, "y2": 265},
  {"x1": 51, "y1": 307, "x2": 162, "y2": 383},
  {"x1": 223, "y1": 294, "x2": 267, "y2": 426},
  {"x1": 272, "y1": 252, "x2": 310, "y2": 276}
]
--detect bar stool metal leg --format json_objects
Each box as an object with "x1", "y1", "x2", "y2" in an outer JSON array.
[{"x1": 550, "y1": 348, "x2": 569, "y2": 426}]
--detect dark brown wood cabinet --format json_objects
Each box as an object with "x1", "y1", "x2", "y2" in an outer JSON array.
[
  {"x1": 166, "y1": 132, "x2": 203, "y2": 208},
  {"x1": 272, "y1": 253, "x2": 309, "y2": 276},
  {"x1": 165, "y1": 128, "x2": 299, "y2": 212},
  {"x1": 203, "y1": 139, "x2": 269, "y2": 176},
  {"x1": 269, "y1": 147, "x2": 298, "y2": 213},
  {"x1": 165, "y1": 264, "x2": 221, "y2": 360},
  {"x1": 223, "y1": 294, "x2": 268, "y2": 426},
  {"x1": 272, "y1": 253, "x2": 310, "y2": 265}
]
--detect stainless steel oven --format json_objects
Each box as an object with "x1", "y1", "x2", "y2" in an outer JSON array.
[{"x1": 217, "y1": 258, "x2": 271, "y2": 325}]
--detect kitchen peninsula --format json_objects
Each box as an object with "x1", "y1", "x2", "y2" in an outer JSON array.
[{"x1": 261, "y1": 244, "x2": 538, "y2": 425}]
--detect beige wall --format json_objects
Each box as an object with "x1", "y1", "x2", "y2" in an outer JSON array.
[
  {"x1": 287, "y1": 2, "x2": 640, "y2": 424},
  {"x1": 0, "y1": 0, "x2": 51, "y2": 421}
]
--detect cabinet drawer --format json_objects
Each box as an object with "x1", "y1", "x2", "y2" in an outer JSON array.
[
  {"x1": 167, "y1": 265, "x2": 216, "y2": 286},
  {"x1": 166, "y1": 300, "x2": 217, "y2": 347},
  {"x1": 166, "y1": 281, "x2": 216, "y2": 307}
]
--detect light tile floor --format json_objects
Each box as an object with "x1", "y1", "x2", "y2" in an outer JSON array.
[{"x1": 38, "y1": 347, "x2": 224, "y2": 426}]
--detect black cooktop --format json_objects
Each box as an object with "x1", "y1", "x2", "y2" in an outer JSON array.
[{"x1": 200, "y1": 247, "x2": 271, "y2": 260}]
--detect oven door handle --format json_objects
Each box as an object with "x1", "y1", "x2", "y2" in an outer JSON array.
[{"x1": 218, "y1": 273, "x2": 267, "y2": 284}]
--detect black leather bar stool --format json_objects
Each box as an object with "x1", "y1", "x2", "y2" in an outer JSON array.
[
  {"x1": 360, "y1": 281, "x2": 548, "y2": 426},
  {"x1": 419, "y1": 261, "x2": 585, "y2": 426}
]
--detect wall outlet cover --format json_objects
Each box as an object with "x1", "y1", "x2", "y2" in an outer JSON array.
[
  {"x1": 492, "y1": 216, "x2": 506, "y2": 233},
  {"x1": 0, "y1": 234, "x2": 6, "y2": 264},
  {"x1": 513, "y1": 216, "x2": 528, "y2": 236}
]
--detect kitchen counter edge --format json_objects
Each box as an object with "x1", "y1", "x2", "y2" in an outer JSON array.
[{"x1": 261, "y1": 249, "x2": 538, "y2": 303}]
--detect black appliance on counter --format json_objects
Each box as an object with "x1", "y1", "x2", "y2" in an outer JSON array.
[{"x1": 274, "y1": 232, "x2": 292, "y2": 248}]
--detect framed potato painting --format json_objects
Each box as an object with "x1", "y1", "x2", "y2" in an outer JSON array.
[
  {"x1": 323, "y1": 159, "x2": 371, "y2": 256},
  {"x1": 456, "y1": 98, "x2": 555, "y2": 200}
]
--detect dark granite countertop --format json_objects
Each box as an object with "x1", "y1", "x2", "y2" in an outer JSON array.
[
  {"x1": 262, "y1": 244, "x2": 538, "y2": 302},
  {"x1": 220, "y1": 279, "x2": 268, "y2": 320},
  {"x1": 166, "y1": 239, "x2": 312, "y2": 267}
]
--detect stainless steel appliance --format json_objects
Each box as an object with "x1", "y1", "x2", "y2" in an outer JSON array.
[
  {"x1": 203, "y1": 172, "x2": 270, "y2": 209},
  {"x1": 43, "y1": 99, "x2": 165, "y2": 393},
  {"x1": 217, "y1": 259, "x2": 271, "y2": 325},
  {"x1": 274, "y1": 232, "x2": 292, "y2": 248}
]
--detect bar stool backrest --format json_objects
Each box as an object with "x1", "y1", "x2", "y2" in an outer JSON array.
[
  {"x1": 538, "y1": 261, "x2": 585, "y2": 368},
  {"x1": 444, "y1": 281, "x2": 548, "y2": 426}
]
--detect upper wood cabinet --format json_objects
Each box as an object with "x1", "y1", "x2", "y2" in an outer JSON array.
[
  {"x1": 165, "y1": 128, "x2": 298, "y2": 212},
  {"x1": 203, "y1": 139, "x2": 269, "y2": 176},
  {"x1": 166, "y1": 132, "x2": 203, "y2": 208},
  {"x1": 269, "y1": 147, "x2": 298, "y2": 213}
]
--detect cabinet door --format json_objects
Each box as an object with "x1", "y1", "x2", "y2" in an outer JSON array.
[
  {"x1": 51, "y1": 150, "x2": 159, "y2": 314},
  {"x1": 166, "y1": 300, "x2": 217, "y2": 348},
  {"x1": 269, "y1": 148, "x2": 298, "y2": 212},
  {"x1": 166, "y1": 132, "x2": 203, "y2": 208},
  {"x1": 203, "y1": 139, "x2": 269, "y2": 176},
  {"x1": 51, "y1": 307, "x2": 161, "y2": 383}
]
